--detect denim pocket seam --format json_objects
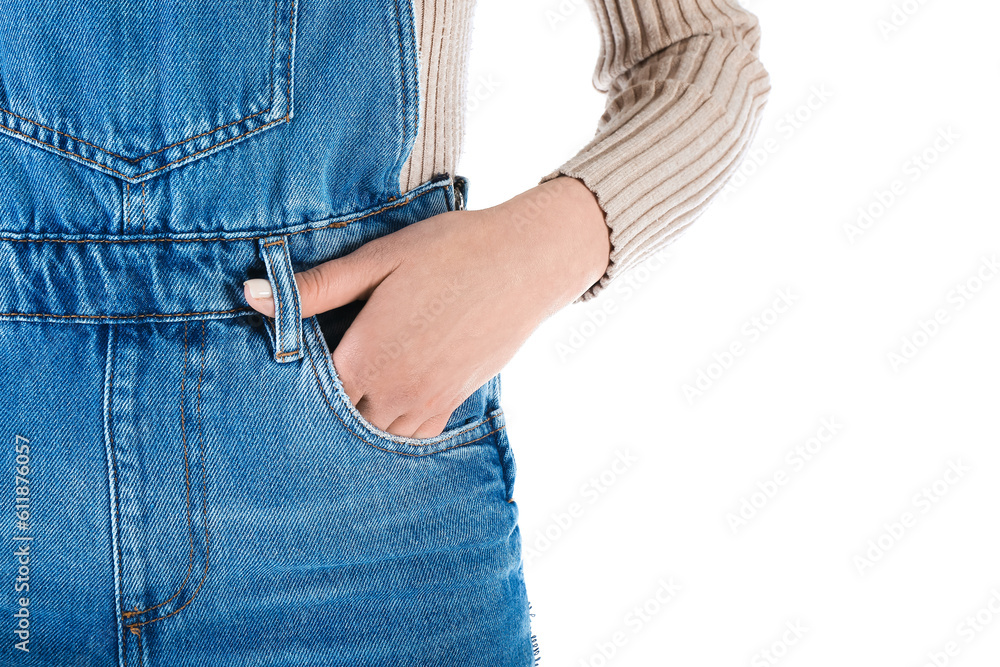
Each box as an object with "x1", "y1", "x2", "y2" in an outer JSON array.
[
  {"x1": 0, "y1": 0, "x2": 298, "y2": 182},
  {"x1": 303, "y1": 315, "x2": 504, "y2": 456},
  {"x1": 122, "y1": 321, "x2": 212, "y2": 632},
  {"x1": 0, "y1": 111, "x2": 289, "y2": 183}
]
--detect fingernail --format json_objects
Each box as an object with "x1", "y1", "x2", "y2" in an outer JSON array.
[{"x1": 243, "y1": 279, "x2": 273, "y2": 300}]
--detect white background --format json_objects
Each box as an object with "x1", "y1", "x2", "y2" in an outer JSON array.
[{"x1": 461, "y1": 0, "x2": 1000, "y2": 665}]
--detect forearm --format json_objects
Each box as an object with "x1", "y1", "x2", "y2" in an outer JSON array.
[{"x1": 544, "y1": 0, "x2": 772, "y2": 301}]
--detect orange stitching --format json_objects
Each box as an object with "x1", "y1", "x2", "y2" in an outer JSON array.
[
  {"x1": 285, "y1": 0, "x2": 295, "y2": 117},
  {"x1": 0, "y1": 122, "x2": 132, "y2": 178},
  {"x1": 269, "y1": 0, "x2": 279, "y2": 107},
  {"x1": 0, "y1": 204, "x2": 344, "y2": 241},
  {"x1": 0, "y1": 112, "x2": 287, "y2": 181},
  {"x1": 0, "y1": 307, "x2": 253, "y2": 320},
  {"x1": 193, "y1": 321, "x2": 211, "y2": 608},
  {"x1": 195, "y1": 321, "x2": 210, "y2": 569},
  {"x1": 303, "y1": 318, "x2": 503, "y2": 456},
  {"x1": 126, "y1": 615, "x2": 143, "y2": 665},
  {"x1": 265, "y1": 245, "x2": 285, "y2": 354},
  {"x1": 125, "y1": 322, "x2": 211, "y2": 630},
  {"x1": 107, "y1": 325, "x2": 130, "y2": 646},
  {"x1": 0, "y1": 0, "x2": 291, "y2": 166},
  {"x1": 128, "y1": 108, "x2": 271, "y2": 163},
  {"x1": 0, "y1": 108, "x2": 126, "y2": 159},
  {"x1": 124, "y1": 182, "x2": 131, "y2": 231},
  {"x1": 0, "y1": 100, "x2": 268, "y2": 165},
  {"x1": 0, "y1": 183, "x2": 439, "y2": 244},
  {"x1": 140, "y1": 182, "x2": 147, "y2": 234},
  {"x1": 0, "y1": 183, "x2": 442, "y2": 320},
  {"x1": 123, "y1": 323, "x2": 196, "y2": 619},
  {"x1": 403, "y1": 0, "x2": 419, "y2": 146},
  {"x1": 393, "y1": 0, "x2": 407, "y2": 156},
  {"x1": 263, "y1": 239, "x2": 301, "y2": 357}
]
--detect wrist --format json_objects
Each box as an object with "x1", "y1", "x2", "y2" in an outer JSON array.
[
  {"x1": 490, "y1": 175, "x2": 612, "y2": 305},
  {"x1": 549, "y1": 176, "x2": 612, "y2": 287}
]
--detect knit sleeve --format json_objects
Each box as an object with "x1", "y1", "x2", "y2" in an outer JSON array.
[{"x1": 542, "y1": 0, "x2": 771, "y2": 302}]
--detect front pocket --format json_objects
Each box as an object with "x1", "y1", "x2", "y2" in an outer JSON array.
[
  {"x1": 301, "y1": 314, "x2": 506, "y2": 457},
  {"x1": 0, "y1": 0, "x2": 298, "y2": 182}
]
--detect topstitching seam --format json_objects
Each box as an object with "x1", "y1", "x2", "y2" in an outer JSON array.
[
  {"x1": 125, "y1": 321, "x2": 211, "y2": 630},
  {"x1": 304, "y1": 317, "x2": 503, "y2": 455},
  {"x1": 140, "y1": 182, "x2": 147, "y2": 234},
  {"x1": 0, "y1": 183, "x2": 441, "y2": 245},
  {"x1": 122, "y1": 322, "x2": 197, "y2": 619},
  {"x1": 0, "y1": 182, "x2": 445, "y2": 320},
  {"x1": 105, "y1": 323, "x2": 130, "y2": 667},
  {"x1": 389, "y1": 0, "x2": 409, "y2": 191},
  {"x1": 0, "y1": 307, "x2": 254, "y2": 321},
  {"x1": 264, "y1": 241, "x2": 286, "y2": 355},
  {"x1": 0, "y1": 0, "x2": 291, "y2": 167}
]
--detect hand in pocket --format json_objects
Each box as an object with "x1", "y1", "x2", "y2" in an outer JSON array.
[{"x1": 243, "y1": 177, "x2": 611, "y2": 439}]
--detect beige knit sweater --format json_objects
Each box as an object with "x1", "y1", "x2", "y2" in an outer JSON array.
[{"x1": 403, "y1": 0, "x2": 770, "y2": 301}]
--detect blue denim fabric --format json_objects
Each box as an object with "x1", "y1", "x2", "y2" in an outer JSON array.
[{"x1": 0, "y1": 1, "x2": 533, "y2": 665}]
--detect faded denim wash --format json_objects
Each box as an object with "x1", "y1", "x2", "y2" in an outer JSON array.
[{"x1": 0, "y1": 0, "x2": 534, "y2": 664}]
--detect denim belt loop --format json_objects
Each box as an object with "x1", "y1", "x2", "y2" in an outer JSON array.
[{"x1": 258, "y1": 234, "x2": 304, "y2": 363}]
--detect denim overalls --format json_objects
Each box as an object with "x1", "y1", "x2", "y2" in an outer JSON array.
[{"x1": 0, "y1": 0, "x2": 533, "y2": 664}]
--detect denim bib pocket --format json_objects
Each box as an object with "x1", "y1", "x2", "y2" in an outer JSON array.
[
  {"x1": 0, "y1": 0, "x2": 298, "y2": 183},
  {"x1": 301, "y1": 312, "x2": 506, "y2": 457}
]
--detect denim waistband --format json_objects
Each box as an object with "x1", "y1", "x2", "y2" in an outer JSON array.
[{"x1": 0, "y1": 175, "x2": 461, "y2": 324}]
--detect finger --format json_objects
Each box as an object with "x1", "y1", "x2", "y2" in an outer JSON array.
[
  {"x1": 385, "y1": 413, "x2": 429, "y2": 439},
  {"x1": 355, "y1": 395, "x2": 399, "y2": 434},
  {"x1": 410, "y1": 413, "x2": 451, "y2": 440},
  {"x1": 340, "y1": 382, "x2": 365, "y2": 411},
  {"x1": 294, "y1": 241, "x2": 399, "y2": 318},
  {"x1": 242, "y1": 279, "x2": 276, "y2": 318},
  {"x1": 330, "y1": 341, "x2": 370, "y2": 411}
]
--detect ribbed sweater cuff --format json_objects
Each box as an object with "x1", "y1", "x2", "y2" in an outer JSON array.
[{"x1": 542, "y1": 42, "x2": 771, "y2": 303}]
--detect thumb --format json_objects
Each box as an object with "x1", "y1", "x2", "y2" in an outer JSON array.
[{"x1": 243, "y1": 244, "x2": 396, "y2": 319}]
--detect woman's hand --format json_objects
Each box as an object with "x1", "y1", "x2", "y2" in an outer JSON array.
[{"x1": 243, "y1": 176, "x2": 611, "y2": 438}]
